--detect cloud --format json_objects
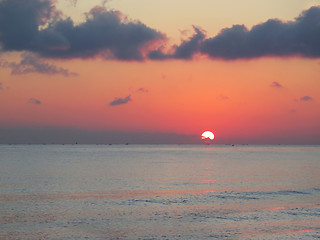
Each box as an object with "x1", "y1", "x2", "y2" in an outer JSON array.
[
  {"x1": 170, "y1": 26, "x2": 205, "y2": 59},
  {"x1": 217, "y1": 94, "x2": 229, "y2": 101},
  {"x1": 28, "y1": 98, "x2": 41, "y2": 104},
  {"x1": 201, "y1": 6, "x2": 320, "y2": 59},
  {"x1": 0, "y1": 0, "x2": 164, "y2": 60},
  {"x1": 0, "y1": 53, "x2": 78, "y2": 76},
  {"x1": 0, "y1": 0, "x2": 55, "y2": 51},
  {"x1": 0, "y1": 82, "x2": 2, "y2": 90},
  {"x1": 137, "y1": 87, "x2": 149, "y2": 93},
  {"x1": 300, "y1": 96, "x2": 313, "y2": 101},
  {"x1": 109, "y1": 95, "x2": 132, "y2": 106},
  {"x1": 148, "y1": 6, "x2": 320, "y2": 60},
  {"x1": 148, "y1": 26, "x2": 205, "y2": 60},
  {"x1": 270, "y1": 81, "x2": 283, "y2": 88},
  {"x1": 1, "y1": 1, "x2": 320, "y2": 61}
]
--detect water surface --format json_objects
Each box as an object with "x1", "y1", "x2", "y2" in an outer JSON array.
[{"x1": 0, "y1": 145, "x2": 319, "y2": 239}]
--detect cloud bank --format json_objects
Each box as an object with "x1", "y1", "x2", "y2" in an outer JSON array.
[
  {"x1": 201, "y1": 6, "x2": 320, "y2": 59},
  {"x1": 0, "y1": 0, "x2": 164, "y2": 60},
  {"x1": 0, "y1": 0, "x2": 320, "y2": 60},
  {"x1": 151, "y1": 6, "x2": 320, "y2": 60},
  {"x1": 0, "y1": 126, "x2": 200, "y2": 144}
]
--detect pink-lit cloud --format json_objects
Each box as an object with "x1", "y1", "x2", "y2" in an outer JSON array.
[
  {"x1": 137, "y1": 88, "x2": 149, "y2": 93},
  {"x1": 217, "y1": 94, "x2": 230, "y2": 101},
  {"x1": 270, "y1": 81, "x2": 283, "y2": 88}
]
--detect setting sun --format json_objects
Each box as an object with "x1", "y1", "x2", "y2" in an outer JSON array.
[{"x1": 201, "y1": 131, "x2": 215, "y2": 140}]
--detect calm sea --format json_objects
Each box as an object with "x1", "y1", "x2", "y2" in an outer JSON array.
[{"x1": 0, "y1": 145, "x2": 319, "y2": 239}]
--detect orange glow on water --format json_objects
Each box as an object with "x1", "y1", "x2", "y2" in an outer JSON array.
[{"x1": 295, "y1": 229, "x2": 312, "y2": 233}]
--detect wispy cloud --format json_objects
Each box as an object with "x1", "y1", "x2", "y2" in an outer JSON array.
[
  {"x1": 0, "y1": 53, "x2": 78, "y2": 77},
  {"x1": 270, "y1": 81, "x2": 283, "y2": 88},
  {"x1": 137, "y1": 88, "x2": 149, "y2": 93},
  {"x1": 217, "y1": 94, "x2": 229, "y2": 101},
  {"x1": 0, "y1": 82, "x2": 9, "y2": 90},
  {"x1": 28, "y1": 98, "x2": 41, "y2": 105},
  {"x1": 109, "y1": 95, "x2": 132, "y2": 106}
]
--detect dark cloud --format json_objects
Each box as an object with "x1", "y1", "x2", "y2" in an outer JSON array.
[
  {"x1": 171, "y1": 26, "x2": 205, "y2": 59},
  {"x1": 201, "y1": 6, "x2": 320, "y2": 59},
  {"x1": 270, "y1": 81, "x2": 283, "y2": 88},
  {"x1": 109, "y1": 95, "x2": 132, "y2": 106},
  {"x1": 0, "y1": 0, "x2": 164, "y2": 60},
  {"x1": 137, "y1": 87, "x2": 149, "y2": 93},
  {"x1": 0, "y1": 0, "x2": 55, "y2": 51},
  {"x1": 28, "y1": 98, "x2": 41, "y2": 104},
  {"x1": 148, "y1": 26, "x2": 205, "y2": 60},
  {"x1": 149, "y1": 6, "x2": 320, "y2": 60},
  {"x1": 0, "y1": 53, "x2": 78, "y2": 76},
  {"x1": 300, "y1": 96, "x2": 313, "y2": 101},
  {"x1": 1, "y1": 0, "x2": 320, "y2": 61},
  {"x1": 0, "y1": 82, "x2": 2, "y2": 90}
]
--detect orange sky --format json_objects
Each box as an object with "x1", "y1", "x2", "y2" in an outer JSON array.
[{"x1": 0, "y1": 0, "x2": 320, "y2": 144}]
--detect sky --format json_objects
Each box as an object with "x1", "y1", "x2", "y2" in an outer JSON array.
[{"x1": 0, "y1": 0, "x2": 320, "y2": 144}]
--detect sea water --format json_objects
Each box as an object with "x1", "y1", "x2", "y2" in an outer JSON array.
[{"x1": 0, "y1": 145, "x2": 319, "y2": 239}]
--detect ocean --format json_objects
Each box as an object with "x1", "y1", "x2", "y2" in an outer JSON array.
[{"x1": 0, "y1": 145, "x2": 319, "y2": 239}]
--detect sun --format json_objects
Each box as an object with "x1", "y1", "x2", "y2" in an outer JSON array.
[
  {"x1": 201, "y1": 131, "x2": 215, "y2": 143},
  {"x1": 202, "y1": 131, "x2": 214, "y2": 140}
]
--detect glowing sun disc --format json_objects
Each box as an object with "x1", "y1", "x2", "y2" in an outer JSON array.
[{"x1": 201, "y1": 131, "x2": 215, "y2": 140}]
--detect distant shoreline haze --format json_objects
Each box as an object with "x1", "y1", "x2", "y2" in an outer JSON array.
[{"x1": 0, "y1": 127, "x2": 319, "y2": 145}]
